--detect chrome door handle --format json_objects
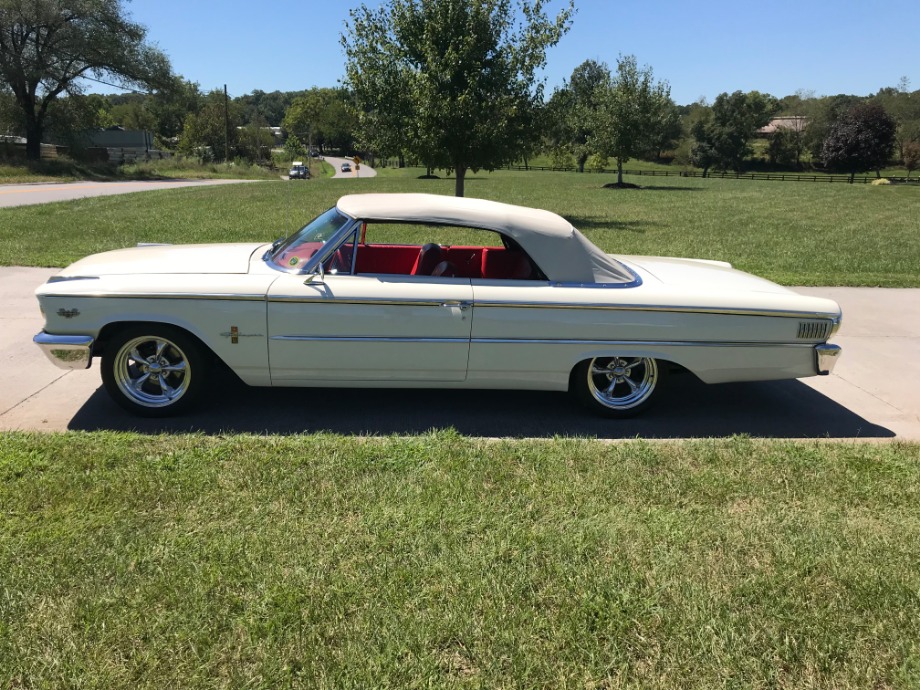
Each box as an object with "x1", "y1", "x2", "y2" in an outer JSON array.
[{"x1": 440, "y1": 301, "x2": 471, "y2": 311}]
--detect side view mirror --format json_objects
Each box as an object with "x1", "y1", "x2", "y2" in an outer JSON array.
[{"x1": 304, "y1": 261, "x2": 325, "y2": 285}]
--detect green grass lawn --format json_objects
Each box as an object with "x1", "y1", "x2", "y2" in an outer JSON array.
[
  {"x1": 4, "y1": 167, "x2": 919, "y2": 687},
  {"x1": 2, "y1": 432, "x2": 919, "y2": 689},
  {"x1": 0, "y1": 157, "x2": 280, "y2": 184},
  {"x1": 2, "y1": 167, "x2": 918, "y2": 285}
]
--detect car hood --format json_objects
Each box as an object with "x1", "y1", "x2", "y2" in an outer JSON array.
[
  {"x1": 617, "y1": 255, "x2": 795, "y2": 295},
  {"x1": 55, "y1": 243, "x2": 267, "y2": 277}
]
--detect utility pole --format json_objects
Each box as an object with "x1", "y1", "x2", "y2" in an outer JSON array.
[{"x1": 224, "y1": 84, "x2": 230, "y2": 163}]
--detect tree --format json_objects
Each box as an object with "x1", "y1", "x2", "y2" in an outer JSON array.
[
  {"x1": 343, "y1": 0, "x2": 573, "y2": 196},
  {"x1": 177, "y1": 90, "x2": 242, "y2": 162},
  {"x1": 821, "y1": 103, "x2": 897, "y2": 182},
  {"x1": 282, "y1": 88, "x2": 357, "y2": 154},
  {"x1": 872, "y1": 79, "x2": 920, "y2": 163},
  {"x1": 690, "y1": 90, "x2": 777, "y2": 173},
  {"x1": 0, "y1": 0, "x2": 171, "y2": 159},
  {"x1": 647, "y1": 99, "x2": 682, "y2": 159},
  {"x1": 546, "y1": 59, "x2": 610, "y2": 172},
  {"x1": 589, "y1": 55, "x2": 672, "y2": 185},
  {"x1": 904, "y1": 140, "x2": 920, "y2": 179},
  {"x1": 804, "y1": 93, "x2": 863, "y2": 160}
]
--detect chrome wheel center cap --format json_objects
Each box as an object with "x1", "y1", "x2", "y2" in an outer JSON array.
[{"x1": 612, "y1": 366, "x2": 627, "y2": 376}]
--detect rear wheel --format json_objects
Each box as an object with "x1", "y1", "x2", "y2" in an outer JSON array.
[
  {"x1": 572, "y1": 356, "x2": 665, "y2": 418},
  {"x1": 101, "y1": 325, "x2": 208, "y2": 417}
]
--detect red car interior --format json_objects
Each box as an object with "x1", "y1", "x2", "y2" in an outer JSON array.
[{"x1": 353, "y1": 244, "x2": 535, "y2": 279}]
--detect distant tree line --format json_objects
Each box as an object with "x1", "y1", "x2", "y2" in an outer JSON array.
[{"x1": 2, "y1": 0, "x2": 918, "y2": 188}]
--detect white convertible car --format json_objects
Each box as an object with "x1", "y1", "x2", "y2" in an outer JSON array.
[{"x1": 34, "y1": 193, "x2": 842, "y2": 418}]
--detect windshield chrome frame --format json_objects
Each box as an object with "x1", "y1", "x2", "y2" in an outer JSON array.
[{"x1": 264, "y1": 210, "x2": 360, "y2": 275}]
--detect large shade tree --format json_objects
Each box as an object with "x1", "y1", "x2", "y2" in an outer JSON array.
[
  {"x1": 589, "y1": 55, "x2": 673, "y2": 186},
  {"x1": 0, "y1": 0, "x2": 171, "y2": 159},
  {"x1": 546, "y1": 59, "x2": 610, "y2": 172},
  {"x1": 821, "y1": 103, "x2": 896, "y2": 182},
  {"x1": 343, "y1": 0, "x2": 573, "y2": 196},
  {"x1": 282, "y1": 88, "x2": 357, "y2": 154},
  {"x1": 690, "y1": 90, "x2": 777, "y2": 174}
]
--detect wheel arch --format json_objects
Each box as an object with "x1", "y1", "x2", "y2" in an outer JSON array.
[
  {"x1": 566, "y1": 349, "x2": 686, "y2": 391},
  {"x1": 95, "y1": 320, "x2": 219, "y2": 363}
]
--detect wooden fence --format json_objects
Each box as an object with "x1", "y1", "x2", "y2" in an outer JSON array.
[{"x1": 502, "y1": 165, "x2": 919, "y2": 185}]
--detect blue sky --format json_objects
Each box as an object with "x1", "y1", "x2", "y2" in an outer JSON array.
[{"x1": 122, "y1": 0, "x2": 918, "y2": 105}]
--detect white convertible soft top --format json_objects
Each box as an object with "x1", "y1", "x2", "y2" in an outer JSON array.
[{"x1": 336, "y1": 193, "x2": 636, "y2": 284}]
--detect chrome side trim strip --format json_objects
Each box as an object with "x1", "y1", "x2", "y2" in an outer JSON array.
[
  {"x1": 472, "y1": 338, "x2": 813, "y2": 348},
  {"x1": 271, "y1": 335, "x2": 469, "y2": 344},
  {"x1": 270, "y1": 334, "x2": 814, "y2": 348},
  {"x1": 474, "y1": 301, "x2": 838, "y2": 320},
  {"x1": 269, "y1": 297, "x2": 444, "y2": 307},
  {"x1": 40, "y1": 292, "x2": 266, "y2": 301},
  {"x1": 36, "y1": 292, "x2": 837, "y2": 322},
  {"x1": 269, "y1": 296, "x2": 837, "y2": 320}
]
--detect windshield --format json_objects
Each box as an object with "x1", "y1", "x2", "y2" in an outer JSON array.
[{"x1": 268, "y1": 207, "x2": 353, "y2": 271}]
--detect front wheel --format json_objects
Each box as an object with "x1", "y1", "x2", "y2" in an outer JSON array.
[
  {"x1": 101, "y1": 325, "x2": 208, "y2": 417},
  {"x1": 572, "y1": 356, "x2": 665, "y2": 418}
]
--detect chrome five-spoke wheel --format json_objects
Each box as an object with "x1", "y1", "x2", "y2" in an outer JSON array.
[
  {"x1": 572, "y1": 356, "x2": 665, "y2": 417},
  {"x1": 102, "y1": 326, "x2": 207, "y2": 417}
]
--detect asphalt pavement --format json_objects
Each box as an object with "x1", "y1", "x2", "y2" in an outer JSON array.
[
  {"x1": 0, "y1": 179, "x2": 258, "y2": 208},
  {"x1": 2, "y1": 266, "x2": 917, "y2": 440},
  {"x1": 324, "y1": 156, "x2": 378, "y2": 179}
]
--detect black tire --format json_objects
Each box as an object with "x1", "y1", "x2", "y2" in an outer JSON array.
[
  {"x1": 101, "y1": 325, "x2": 209, "y2": 417},
  {"x1": 571, "y1": 356, "x2": 666, "y2": 418}
]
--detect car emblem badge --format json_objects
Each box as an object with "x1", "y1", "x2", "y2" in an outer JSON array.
[
  {"x1": 57, "y1": 308, "x2": 80, "y2": 319},
  {"x1": 289, "y1": 257, "x2": 299, "y2": 266}
]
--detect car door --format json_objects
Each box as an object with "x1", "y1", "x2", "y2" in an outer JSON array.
[{"x1": 267, "y1": 272, "x2": 473, "y2": 383}]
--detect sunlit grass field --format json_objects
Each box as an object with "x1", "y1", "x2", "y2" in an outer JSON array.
[
  {"x1": 3, "y1": 167, "x2": 920, "y2": 688},
  {"x1": 2, "y1": 167, "x2": 917, "y2": 285},
  {"x1": 2, "y1": 432, "x2": 919, "y2": 688}
]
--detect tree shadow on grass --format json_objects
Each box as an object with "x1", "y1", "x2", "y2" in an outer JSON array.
[
  {"x1": 633, "y1": 185, "x2": 703, "y2": 192},
  {"x1": 68, "y1": 373, "x2": 892, "y2": 440},
  {"x1": 565, "y1": 215, "x2": 660, "y2": 233}
]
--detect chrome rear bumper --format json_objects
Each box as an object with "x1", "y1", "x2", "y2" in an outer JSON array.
[
  {"x1": 815, "y1": 344, "x2": 841, "y2": 375},
  {"x1": 34, "y1": 332, "x2": 94, "y2": 370}
]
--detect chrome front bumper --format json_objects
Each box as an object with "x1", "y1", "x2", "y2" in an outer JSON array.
[
  {"x1": 34, "y1": 332, "x2": 94, "y2": 370},
  {"x1": 815, "y1": 343, "x2": 841, "y2": 375}
]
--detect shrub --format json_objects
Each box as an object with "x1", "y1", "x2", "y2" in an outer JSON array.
[
  {"x1": 586, "y1": 153, "x2": 608, "y2": 173},
  {"x1": 549, "y1": 147, "x2": 573, "y2": 170}
]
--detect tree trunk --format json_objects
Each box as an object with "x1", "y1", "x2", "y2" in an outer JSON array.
[
  {"x1": 576, "y1": 152, "x2": 588, "y2": 173},
  {"x1": 24, "y1": 116, "x2": 43, "y2": 161},
  {"x1": 617, "y1": 158, "x2": 623, "y2": 185},
  {"x1": 849, "y1": 171, "x2": 855, "y2": 184},
  {"x1": 398, "y1": 154, "x2": 405, "y2": 168},
  {"x1": 523, "y1": 156, "x2": 529, "y2": 171},
  {"x1": 454, "y1": 164, "x2": 467, "y2": 197}
]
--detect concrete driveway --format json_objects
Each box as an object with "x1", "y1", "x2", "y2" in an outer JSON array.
[
  {"x1": 0, "y1": 179, "x2": 257, "y2": 208},
  {"x1": 1, "y1": 266, "x2": 917, "y2": 439}
]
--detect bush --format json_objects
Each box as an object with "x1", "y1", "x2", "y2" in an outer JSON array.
[
  {"x1": 549, "y1": 147, "x2": 573, "y2": 170},
  {"x1": 586, "y1": 153, "x2": 608, "y2": 173}
]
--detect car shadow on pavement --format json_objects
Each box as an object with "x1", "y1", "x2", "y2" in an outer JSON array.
[{"x1": 67, "y1": 373, "x2": 893, "y2": 439}]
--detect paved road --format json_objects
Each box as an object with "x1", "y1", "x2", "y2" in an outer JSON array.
[
  {"x1": 0, "y1": 179, "x2": 258, "y2": 208},
  {"x1": 324, "y1": 156, "x2": 378, "y2": 179},
  {"x1": 1, "y1": 267, "x2": 917, "y2": 439}
]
